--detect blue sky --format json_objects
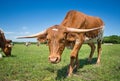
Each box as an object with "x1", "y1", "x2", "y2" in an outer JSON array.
[{"x1": 0, "y1": 0, "x2": 120, "y2": 42}]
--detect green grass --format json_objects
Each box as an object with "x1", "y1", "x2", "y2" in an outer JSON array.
[{"x1": 0, "y1": 44, "x2": 120, "y2": 81}]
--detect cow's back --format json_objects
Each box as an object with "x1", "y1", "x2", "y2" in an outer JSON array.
[
  {"x1": 61, "y1": 10, "x2": 104, "y2": 39},
  {"x1": 61, "y1": 10, "x2": 86, "y2": 28},
  {"x1": 85, "y1": 16, "x2": 104, "y2": 29},
  {"x1": 84, "y1": 16, "x2": 104, "y2": 38},
  {"x1": 61, "y1": 10, "x2": 104, "y2": 29}
]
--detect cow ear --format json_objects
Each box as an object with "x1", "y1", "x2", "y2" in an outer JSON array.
[
  {"x1": 6, "y1": 40, "x2": 12, "y2": 43},
  {"x1": 66, "y1": 33, "x2": 77, "y2": 41},
  {"x1": 37, "y1": 33, "x2": 47, "y2": 43}
]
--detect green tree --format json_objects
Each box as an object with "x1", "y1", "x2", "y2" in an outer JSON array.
[{"x1": 103, "y1": 35, "x2": 120, "y2": 44}]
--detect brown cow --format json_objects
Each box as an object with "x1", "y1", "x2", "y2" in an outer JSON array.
[
  {"x1": 17, "y1": 10, "x2": 104, "y2": 76},
  {"x1": 0, "y1": 29, "x2": 12, "y2": 56}
]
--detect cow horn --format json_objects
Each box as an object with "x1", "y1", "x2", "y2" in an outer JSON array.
[
  {"x1": 17, "y1": 30, "x2": 46, "y2": 39},
  {"x1": 66, "y1": 26, "x2": 104, "y2": 33}
]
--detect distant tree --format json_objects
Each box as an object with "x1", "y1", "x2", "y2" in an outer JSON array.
[{"x1": 103, "y1": 35, "x2": 120, "y2": 44}]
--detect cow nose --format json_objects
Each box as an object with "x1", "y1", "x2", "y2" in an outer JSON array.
[{"x1": 49, "y1": 56, "x2": 59, "y2": 63}]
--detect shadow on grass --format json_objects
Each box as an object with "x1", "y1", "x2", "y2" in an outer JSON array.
[
  {"x1": 55, "y1": 58, "x2": 97, "y2": 80},
  {"x1": 3, "y1": 54, "x2": 17, "y2": 58}
]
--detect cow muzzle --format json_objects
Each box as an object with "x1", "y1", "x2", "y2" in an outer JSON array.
[{"x1": 48, "y1": 55, "x2": 61, "y2": 64}]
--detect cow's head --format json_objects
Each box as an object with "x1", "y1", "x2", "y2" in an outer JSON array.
[
  {"x1": 43, "y1": 26, "x2": 67, "y2": 63},
  {"x1": 0, "y1": 30, "x2": 12, "y2": 56},
  {"x1": 2, "y1": 40, "x2": 12, "y2": 56},
  {"x1": 17, "y1": 25, "x2": 103, "y2": 63}
]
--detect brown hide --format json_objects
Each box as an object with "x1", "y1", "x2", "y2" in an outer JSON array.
[
  {"x1": 61, "y1": 10, "x2": 104, "y2": 28},
  {"x1": 61, "y1": 10, "x2": 104, "y2": 39},
  {"x1": 0, "y1": 30, "x2": 12, "y2": 56}
]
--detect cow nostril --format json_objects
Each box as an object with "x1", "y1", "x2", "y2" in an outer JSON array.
[{"x1": 56, "y1": 57, "x2": 58, "y2": 61}]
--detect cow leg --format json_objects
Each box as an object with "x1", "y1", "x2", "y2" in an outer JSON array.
[
  {"x1": 88, "y1": 42, "x2": 96, "y2": 63},
  {"x1": 68, "y1": 39, "x2": 83, "y2": 76},
  {"x1": 97, "y1": 40, "x2": 102, "y2": 64},
  {"x1": 73, "y1": 53, "x2": 79, "y2": 70}
]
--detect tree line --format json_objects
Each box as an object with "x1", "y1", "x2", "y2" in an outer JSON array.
[{"x1": 103, "y1": 35, "x2": 120, "y2": 44}]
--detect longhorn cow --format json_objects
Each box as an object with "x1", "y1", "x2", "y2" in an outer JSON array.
[
  {"x1": 17, "y1": 10, "x2": 104, "y2": 76},
  {"x1": 0, "y1": 29, "x2": 12, "y2": 56}
]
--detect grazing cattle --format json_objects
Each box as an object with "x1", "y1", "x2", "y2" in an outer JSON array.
[
  {"x1": 0, "y1": 29, "x2": 12, "y2": 56},
  {"x1": 17, "y1": 10, "x2": 104, "y2": 76},
  {"x1": 24, "y1": 42, "x2": 31, "y2": 47},
  {"x1": 36, "y1": 42, "x2": 40, "y2": 46}
]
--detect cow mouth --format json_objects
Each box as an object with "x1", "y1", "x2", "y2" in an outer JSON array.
[
  {"x1": 3, "y1": 49, "x2": 11, "y2": 56},
  {"x1": 4, "y1": 52, "x2": 11, "y2": 56},
  {"x1": 49, "y1": 56, "x2": 61, "y2": 64}
]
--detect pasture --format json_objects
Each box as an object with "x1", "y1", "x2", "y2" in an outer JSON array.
[{"x1": 0, "y1": 44, "x2": 120, "y2": 81}]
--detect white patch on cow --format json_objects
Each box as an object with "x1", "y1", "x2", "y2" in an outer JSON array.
[
  {"x1": 52, "y1": 28, "x2": 58, "y2": 31},
  {"x1": 8, "y1": 44, "x2": 12, "y2": 47},
  {"x1": 76, "y1": 39, "x2": 80, "y2": 45},
  {"x1": 84, "y1": 29, "x2": 104, "y2": 43}
]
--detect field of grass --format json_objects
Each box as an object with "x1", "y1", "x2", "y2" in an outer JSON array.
[{"x1": 0, "y1": 44, "x2": 120, "y2": 81}]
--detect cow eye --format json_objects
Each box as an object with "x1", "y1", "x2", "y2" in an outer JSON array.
[{"x1": 47, "y1": 39, "x2": 50, "y2": 43}]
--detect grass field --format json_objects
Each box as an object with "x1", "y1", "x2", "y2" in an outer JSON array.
[{"x1": 0, "y1": 44, "x2": 120, "y2": 81}]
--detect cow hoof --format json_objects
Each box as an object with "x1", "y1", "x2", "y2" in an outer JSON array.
[
  {"x1": 67, "y1": 73, "x2": 73, "y2": 77},
  {"x1": 96, "y1": 60, "x2": 100, "y2": 65}
]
